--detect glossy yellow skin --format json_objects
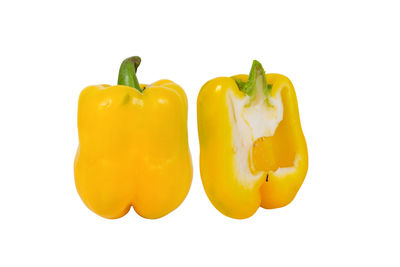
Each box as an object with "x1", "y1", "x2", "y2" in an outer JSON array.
[
  {"x1": 197, "y1": 74, "x2": 308, "y2": 219},
  {"x1": 75, "y1": 80, "x2": 192, "y2": 219}
]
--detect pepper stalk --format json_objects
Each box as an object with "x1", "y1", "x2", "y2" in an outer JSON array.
[
  {"x1": 235, "y1": 60, "x2": 271, "y2": 104},
  {"x1": 118, "y1": 56, "x2": 142, "y2": 92}
]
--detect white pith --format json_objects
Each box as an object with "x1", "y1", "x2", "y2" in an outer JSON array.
[{"x1": 227, "y1": 86, "x2": 284, "y2": 186}]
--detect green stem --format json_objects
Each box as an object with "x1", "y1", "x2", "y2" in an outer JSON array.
[
  {"x1": 118, "y1": 56, "x2": 142, "y2": 92},
  {"x1": 235, "y1": 60, "x2": 270, "y2": 98}
]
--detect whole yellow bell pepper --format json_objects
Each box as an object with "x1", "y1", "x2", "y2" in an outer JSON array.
[
  {"x1": 197, "y1": 60, "x2": 308, "y2": 219},
  {"x1": 74, "y1": 56, "x2": 192, "y2": 219}
]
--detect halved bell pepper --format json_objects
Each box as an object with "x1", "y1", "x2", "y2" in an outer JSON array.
[
  {"x1": 74, "y1": 56, "x2": 192, "y2": 219},
  {"x1": 197, "y1": 60, "x2": 308, "y2": 219}
]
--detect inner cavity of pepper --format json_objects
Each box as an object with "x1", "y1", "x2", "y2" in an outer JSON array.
[{"x1": 250, "y1": 116, "x2": 296, "y2": 176}]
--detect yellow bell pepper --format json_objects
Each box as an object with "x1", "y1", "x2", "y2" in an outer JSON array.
[
  {"x1": 197, "y1": 60, "x2": 308, "y2": 219},
  {"x1": 74, "y1": 56, "x2": 192, "y2": 219}
]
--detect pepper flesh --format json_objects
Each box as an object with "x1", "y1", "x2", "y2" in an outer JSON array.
[
  {"x1": 197, "y1": 61, "x2": 308, "y2": 219},
  {"x1": 74, "y1": 58, "x2": 192, "y2": 219}
]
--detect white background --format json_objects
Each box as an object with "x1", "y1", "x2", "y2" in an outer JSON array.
[{"x1": 1, "y1": 0, "x2": 399, "y2": 266}]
